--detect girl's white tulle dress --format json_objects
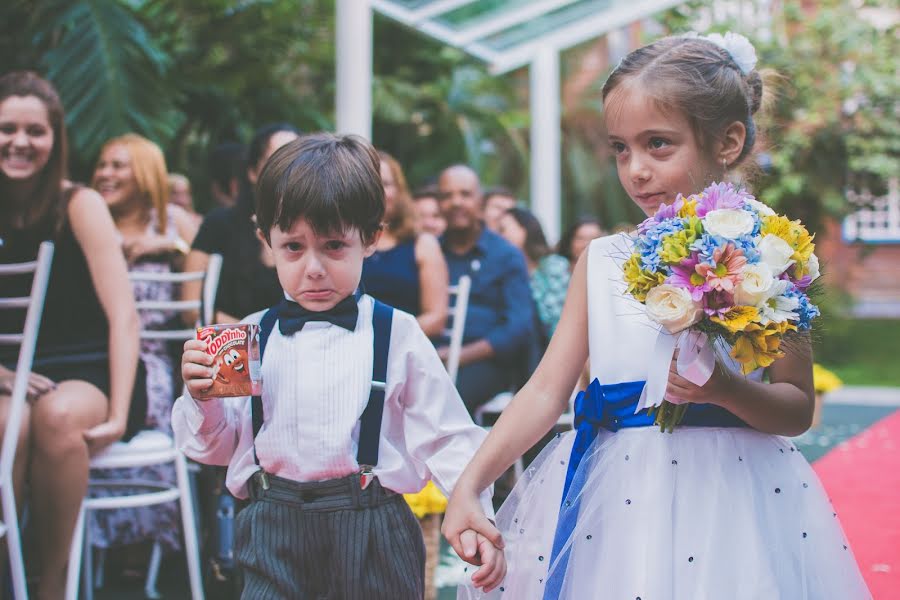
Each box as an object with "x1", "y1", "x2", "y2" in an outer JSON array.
[{"x1": 458, "y1": 234, "x2": 871, "y2": 600}]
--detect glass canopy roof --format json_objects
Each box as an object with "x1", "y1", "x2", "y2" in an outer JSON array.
[{"x1": 370, "y1": 0, "x2": 681, "y2": 73}]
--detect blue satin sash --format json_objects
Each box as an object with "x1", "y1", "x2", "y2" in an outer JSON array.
[{"x1": 542, "y1": 378, "x2": 747, "y2": 599}]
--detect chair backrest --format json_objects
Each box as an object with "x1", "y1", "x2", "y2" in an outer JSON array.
[
  {"x1": 0, "y1": 241, "x2": 54, "y2": 599},
  {"x1": 0, "y1": 241, "x2": 54, "y2": 482},
  {"x1": 444, "y1": 275, "x2": 471, "y2": 385},
  {"x1": 128, "y1": 253, "x2": 223, "y2": 341}
]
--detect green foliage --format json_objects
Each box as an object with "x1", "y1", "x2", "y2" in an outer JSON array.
[
  {"x1": 371, "y1": 17, "x2": 528, "y2": 190},
  {"x1": 662, "y1": 0, "x2": 899, "y2": 232}
]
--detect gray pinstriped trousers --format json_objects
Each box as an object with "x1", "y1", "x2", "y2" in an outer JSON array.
[{"x1": 236, "y1": 472, "x2": 426, "y2": 600}]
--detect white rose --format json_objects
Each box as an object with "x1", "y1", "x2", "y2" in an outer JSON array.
[
  {"x1": 702, "y1": 208, "x2": 756, "y2": 239},
  {"x1": 758, "y1": 234, "x2": 795, "y2": 275},
  {"x1": 745, "y1": 197, "x2": 776, "y2": 217},
  {"x1": 807, "y1": 253, "x2": 820, "y2": 282},
  {"x1": 645, "y1": 284, "x2": 704, "y2": 333},
  {"x1": 734, "y1": 263, "x2": 778, "y2": 307}
]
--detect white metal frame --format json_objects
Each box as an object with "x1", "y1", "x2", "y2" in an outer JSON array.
[
  {"x1": 444, "y1": 275, "x2": 472, "y2": 385},
  {"x1": 65, "y1": 254, "x2": 222, "y2": 600},
  {"x1": 0, "y1": 241, "x2": 54, "y2": 600}
]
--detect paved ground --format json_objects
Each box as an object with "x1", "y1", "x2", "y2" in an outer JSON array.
[{"x1": 86, "y1": 389, "x2": 899, "y2": 599}]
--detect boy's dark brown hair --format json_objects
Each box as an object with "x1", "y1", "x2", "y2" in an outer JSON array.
[
  {"x1": 602, "y1": 36, "x2": 766, "y2": 169},
  {"x1": 255, "y1": 133, "x2": 384, "y2": 244}
]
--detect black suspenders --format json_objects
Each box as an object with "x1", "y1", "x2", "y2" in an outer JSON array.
[{"x1": 250, "y1": 299, "x2": 394, "y2": 490}]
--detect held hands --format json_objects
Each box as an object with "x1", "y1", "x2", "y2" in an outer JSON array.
[
  {"x1": 442, "y1": 488, "x2": 506, "y2": 592},
  {"x1": 462, "y1": 531, "x2": 507, "y2": 593},
  {"x1": 665, "y1": 354, "x2": 733, "y2": 406},
  {"x1": 182, "y1": 339, "x2": 215, "y2": 399}
]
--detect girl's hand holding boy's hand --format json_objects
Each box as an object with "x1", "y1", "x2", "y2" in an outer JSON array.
[
  {"x1": 469, "y1": 531, "x2": 507, "y2": 593},
  {"x1": 182, "y1": 339, "x2": 216, "y2": 400},
  {"x1": 442, "y1": 487, "x2": 504, "y2": 564}
]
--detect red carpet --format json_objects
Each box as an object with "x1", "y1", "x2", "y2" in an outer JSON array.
[{"x1": 814, "y1": 409, "x2": 900, "y2": 599}]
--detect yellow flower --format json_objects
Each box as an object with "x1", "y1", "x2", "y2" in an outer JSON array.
[
  {"x1": 710, "y1": 305, "x2": 760, "y2": 333},
  {"x1": 677, "y1": 196, "x2": 699, "y2": 218},
  {"x1": 624, "y1": 253, "x2": 666, "y2": 302},
  {"x1": 659, "y1": 217, "x2": 703, "y2": 264},
  {"x1": 403, "y1": 481, "x2": 447, "y2": 518},
  {"x1": 813, "y1": 363, "x2": 843, "y2": 394},
  {"x1": 730, "y1": 320, "x2": 797, "y2": 374},
  {"x1": 761, "y1": 215, "x2": 816, "y2": 270}
]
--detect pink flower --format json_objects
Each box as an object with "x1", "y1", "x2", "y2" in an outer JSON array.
[
  {"x1": 696, "y1": 182, "x2": 749, "y2": 218},
  {"x1": 668, "y1": 253, "x2": 710, "y2": 301},
  {"x1": 703, "y1": 289, "x2": 735, "y2": 317},
  {"x1": 695, "y1": 243, "x2": 747, "y2": 292},
  {"x1": 653, "y1": 194, "x2": 686, "y2": 221}
]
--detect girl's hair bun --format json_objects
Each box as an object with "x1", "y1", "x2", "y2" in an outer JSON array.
[{"x1": 746, "y1": 70, "x2": 763, "y2": 115}]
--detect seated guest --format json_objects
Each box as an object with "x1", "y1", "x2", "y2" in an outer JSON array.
[
  {"x1": 207, "y1": 141, "x2": 246, "y2": 209},
  {"x1": 90, "y1": 133, "x2": 198, "y2": 555},
  {"x1": 557, "y1": 216, "x2": 605, "y2": 272},
  {"x1": 0, "y1": 71, "x2": 141, "y2": 598},
  {"x1": 412, "y1": 184, "x2": 446, "y2": 237},
  {"x1": 482, "y1": 186, "x2": 517, "y2": 232},
  {"x1": 361, "y1": 152, "x2": 448, "y2": 337},
  {"x1": 497, "y1": 207, "x2": 570, "y2": 340},
  {"x1": 436, "y1": 165, "x2": 536, "y2": 414},
  {"x1": 168, "y1": 172, "x2": 202, "y2": 228},
  {"x1": 182, "y1": 124, "x2": 299, "y2": 325}
]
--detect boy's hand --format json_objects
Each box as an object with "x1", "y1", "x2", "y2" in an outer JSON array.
[
  {"x1": 182, "y1": 339, "x2": 215, "y2": 399},
  {"x1": 469, "y1": 532, "x2": 507, "y2": 593}
]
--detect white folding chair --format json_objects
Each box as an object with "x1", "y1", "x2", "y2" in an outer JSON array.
[
  {"x1": 444, "y1": 275, "x2": 471, "y2": 386},
  {"x1": 0, "y1": 241, "x2": 54, "y2": 600},
  {"x1": 66, "y1": 254, "x2": 222, "y2": 600}
]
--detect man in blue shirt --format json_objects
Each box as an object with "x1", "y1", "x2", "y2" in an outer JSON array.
[{"x1": 436, "y1": 165, "x2": 537, "y2": 414}]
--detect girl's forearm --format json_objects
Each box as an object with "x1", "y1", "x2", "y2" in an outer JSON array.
[{"x1": 716, "y1": 376, "x2": 813, "y2": 436}]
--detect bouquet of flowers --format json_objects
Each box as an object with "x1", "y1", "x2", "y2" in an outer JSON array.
[{"x1": 624, "y1": 182, "x2": 821, "y2": 431}]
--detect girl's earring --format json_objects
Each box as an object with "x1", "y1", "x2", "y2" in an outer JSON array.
[{"x1": 721, "y1": 158, "x2": 728, "y2": 179}]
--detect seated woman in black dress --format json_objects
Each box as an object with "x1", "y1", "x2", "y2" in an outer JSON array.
[
  {"x1": 0, "y1": 71, "x2": 142, "y2": 599},
  {"x1": 361, "y1": 151, "x2": 448, "y2": 337}
]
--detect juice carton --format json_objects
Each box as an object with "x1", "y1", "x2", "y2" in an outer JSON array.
[{"x1": 195, "y1": 324, "x2": 262, "y2": 398}]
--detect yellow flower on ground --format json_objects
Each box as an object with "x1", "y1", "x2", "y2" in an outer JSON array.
[
  {"x1": 813, "y1": 363, "x2": 843, "y2": 394},
  {"x1": 624, "y1": 254, "x2": 666, "y2": 302},
  {"x1": 403, "y1": 481, "x2": 447, "y2": 518},
  {"x1": 710, "y1": 305, "x2": 760, "y2": 334},
  {"x1": 730, "y1": 320, "x2": 797, "y2": 374}
]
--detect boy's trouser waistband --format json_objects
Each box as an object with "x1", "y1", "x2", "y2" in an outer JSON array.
[{"x1": 247, "y1": 471, "x2": 396, "y2": 510}]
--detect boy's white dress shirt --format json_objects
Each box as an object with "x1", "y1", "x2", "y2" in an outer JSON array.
[{"x1": 172, "y1": 294, "x2": 494, "y2": 517}]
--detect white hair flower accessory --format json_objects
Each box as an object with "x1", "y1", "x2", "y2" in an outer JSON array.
[{"x1": 683, "y1": 31, "x2": 758, "y2": 74}]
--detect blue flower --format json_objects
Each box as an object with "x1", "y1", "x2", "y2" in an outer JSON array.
[
  {"x1": 636, "y1": 219, "x2": 685, "y2": 272},
  {"x1": 783, "y1": 284, "x2": 820, "y2": 330},
  {"x1": 733, "y1": 234, "x2": 761, "y2": 263},
  {"x1": 691, "y1": 234, "x2": 726, "y2": 265}
]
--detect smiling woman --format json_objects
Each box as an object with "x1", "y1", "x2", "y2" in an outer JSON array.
[
  {"x1": 0, "y1": 70, "x2": 141, "y2": 599},
  {"x1": 86, "y1": 133, "x2": 199, "y2": 555}
]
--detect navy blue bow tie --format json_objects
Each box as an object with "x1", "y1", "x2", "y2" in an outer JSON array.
[{"x1": 277, "y1": 293, "x2": 360, "y2": 335}]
